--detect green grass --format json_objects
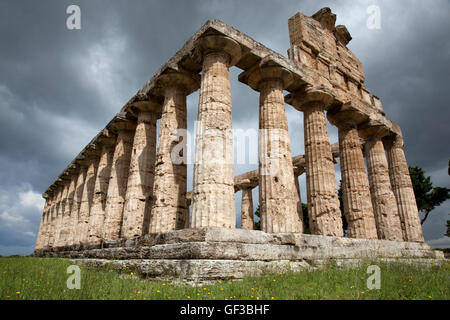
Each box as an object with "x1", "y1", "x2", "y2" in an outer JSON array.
[{"x1": 0, "y1": 257, "x2": 448, "y2": 300}]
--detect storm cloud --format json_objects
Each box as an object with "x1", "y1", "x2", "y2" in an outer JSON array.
[{"x1": 0, "y1": 0, "x2": 448, "y2": 255}]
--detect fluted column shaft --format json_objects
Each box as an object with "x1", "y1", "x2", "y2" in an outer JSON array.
[
  {"x1": 48, "y1": 187, "x2": 63, "y2": 248},
  {"x1": 103, "y1": 128, "x2": 135, "y2": 240},
  {"x1": 42, "y1": 197, "x2": 53, "y2": 249},
  {"x1": 258, "y1": 79, "x2": 302, "y2": 233},
  {"x1": 35, "y1": 199, "x2": 50, "y2": 250},
  {"x1": 67, "y1": 167, "x2": 87, "y2": 245},
  {"x1": 303, "y1": 103, "x2": 343, "y2": 236},
  {"x1": 364, "y1": 137, "x2": 403, "y2": 241},
  {"x1": 294, "y1": 175, "x2": 303, "y2": 229},
  {"x1": 150, "y1": 87, "x2": 188, "y2": 233},
  {"x1": 60, "y1": 176, "x2": 76, "y2": 246},
  {"x1": 88, "y1": 142, "x2": 116, "y2": 243},
  {"x1": 191, "y1": 51, "x2": 235, "y2": 229},
  {"x1": 385, "y1": 135, "x2": 424, "y2": 242},
  {"x1": 77, "y1": 158, "x2": 99, "y2": 244},
  {"x1": 338, "y1": 123, "x2": 377, "y2": 239},
  {"x1": 121, "y1": 111, "x2": 157, "y2": 237},
  {"x1": 240, "y1": 188, "x2": 254, "y2": 230},
  {"x1": 55, "y1": 182, "x2": 70, "y2": 247}
]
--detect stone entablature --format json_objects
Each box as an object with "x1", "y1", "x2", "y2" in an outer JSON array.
[{"x1": 36, "y1": 8, "x2": 427, "y2": 260}]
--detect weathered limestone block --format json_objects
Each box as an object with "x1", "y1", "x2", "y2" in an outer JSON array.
[
  {"x1": 240, "y1": 188, "x2": 254, "y2": 230},
  {"x1": 384, "y1": 135, "x2": 424, "y2": 242},
  {"x1": 287, "y1": 87, "x2": 343, "y2": 237},
  {"x1": 327, "y1": 109, "x2": 378, "y2": 239},
  {"x1": 364, "y1": 136, "x2": 403, "y2": 241},
  {"x1": 67, "y1": 167, "x2": 87, "y2": 245},
  {"x1": 88, "y1": 138, "x2": 116, "y2": 243},
  {"x1": 191, "y1": 35, "x2": 241, "y2": 229},
  {"x1": 103, "y1": 123, "x2": 136, "y2": 240},
  {"x1": 121, "y1": 110, "x2": 157, "y2": 238},
  {"x1": 241, "y1": 60, "x2": 302, "y2": 233},
  {"x1": 150, "y1": 72, "x2": 199, "y2": 234},
  {"x1": 77, "y1": 157, "x2": 99, "y2": 244}
]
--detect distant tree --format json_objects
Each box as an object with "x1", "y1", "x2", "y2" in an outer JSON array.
[
  {"x1": 409, "y1": 166, "x2": 450, "y2": 225},
  {"x1": 446, "y1": 218, "x2": 450, "y2": 238}
]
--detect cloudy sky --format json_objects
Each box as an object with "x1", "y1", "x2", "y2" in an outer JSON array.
[{"x1": 0, "y1": 0, "x2": 449, "y2": 255}]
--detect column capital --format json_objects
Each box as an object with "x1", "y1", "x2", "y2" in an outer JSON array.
[
  {"x1": 285, "y1": 85, "x2": 337, "y2": 112},
  {"x1": 239, "y1": 58, "x2": 293, "y2": 91},
  {"x1": 327, "y1": 101, "x2": 369, "y2": 128},
  {"x1": 110, "y1": 118, "x2": 137, "y2": 133},
  {"x1": 156, "y1": 70, "x2": 201, "y2": 96},
  {"x1": 359, "y1": 123, "x2": 391, "y2": 142},
  {"x1": 193, "y1": 34, "x2": 242, "y2": 67},
  {"x1": 130, "y1": 96, "x2": 162, "y2": 116},
  {"x1": 383, "y1": 134, "x2": 404, "y2": 150}
]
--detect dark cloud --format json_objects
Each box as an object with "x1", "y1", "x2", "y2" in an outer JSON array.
[{"x1": 0, "y1": 0, "x2": 448, "y2": 255}]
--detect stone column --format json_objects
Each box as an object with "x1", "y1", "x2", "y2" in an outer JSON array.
[
  {"x1": 240, "y1": 188, "x2": 254, "y2": 230},
  {"x1": 121, "y1": 107, "x2": 158, "y2": 238},
  {"x1": 364, "y1": 133, "x2": 403, "y2": 241},
  {"x1": 67, "y1": 166, "x2": 87, "y2": 246},
  {"x1": 35, "y1": 196, "x2": 50, "y2": 250},
  {"x1": 190, "y1": 35, "x2": 241, "y2": 229},
  {"x1": 77, "y1": 156, "x2": 99, "y2": 244},
  {"x1": 242, "y1": 62, "x2": 302, "y2": 233},
  {"x1": 287, "y1": 87, "x2": 343, "y2": 237},
  {"x1": 48, "y1": 185, "x2": 63, "y2": 248},
  {"x1": 384, "y1": 134, "x2": 424, "y2": 242},
  {"x1": 150, "y1": 73, "x2": 199, "y2": 234},
  {"x1": 41, "y1": 194, "x2": 54, "y2": 249},
  {"x1": 102, "y1": 121, "x2": 136, "y2": 240},
  {"x1": 54, "y1": 180, "x2": 70, "y2": 247},
  {"x1": 88, "y1": 135, "x2": 116, "y2": 243},
  {"x1": 294, "y1": 174, "x2": 303, "y2": 229},
  {"x1": 60, "y1": 174, "x2": 77, "y2": 246},
  {"x1": 328, "y1": 109, "x2": 378, "y2": 239}
]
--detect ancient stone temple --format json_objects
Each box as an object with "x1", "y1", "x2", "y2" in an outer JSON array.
[{"x1": 34, "y1": 8, "x2": 443, "y2": 280}]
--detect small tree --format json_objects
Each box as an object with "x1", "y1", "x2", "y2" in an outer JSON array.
[{"x1": 409, "y1": 166, "x2": 450, "y2": 225}]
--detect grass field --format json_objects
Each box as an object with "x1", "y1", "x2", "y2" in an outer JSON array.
[{"x1": 0, "y1": 257, "x2": 448, "y2": 300}]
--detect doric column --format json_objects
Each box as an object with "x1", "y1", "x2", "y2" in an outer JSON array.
[
  {"x1": 363, "y1": 131, "x2": 403, "y2": 241},
  {"x1": 240, "y1": 188, "x2": 254, "y2": 230},
  {"x1": 121, "y1": 105, "x2": 158, "y2": 237},
  {"x1": 286, "y1": 86, "x2": 343, "y2": 237},
  {"x1": 384, "y1": 134, "x2": 424, "y2": 242},
  {"x1": 294, "y1": 174, "x2": 303, "y2": 229},
  {"x1": 88, "y1": 134, "x2": 116, "y2": 243},
  {"x1": 328, "y1": 108, "x2": 378, "y2": 239},
  {"x1": 77, "y1": 155, "x2": 99, "y2": 244},
  {"x1": 67, "y1": 166, "x2": 87, "y2": 246},
  {"x1": 54, "y1": 179, "x2": 70, "y2": 247},
  {"x1": 48, "y1": 185, "x2": 63, "y2": 248},
  {"x1": 240, "y1": 60, "x2": 302, "y2": 233},
  {"x1": 35, "y1": 195, "x2": 50, "y2": 250},
  {"x1": 190, "y1": 35, "x2": 241, "y2": 229},
  {"x1": 41, "y1": 194, "x2": 54, "y2": 249},
  {"x1": 60, "y1": 173, "x2": 77, "y2": 246},
  {"x1": 149, "y1": 72, "x2": 199, "y2": 234},
  {"x1": 102, "y1": 121, "x2": 136, "y2": 240}
]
